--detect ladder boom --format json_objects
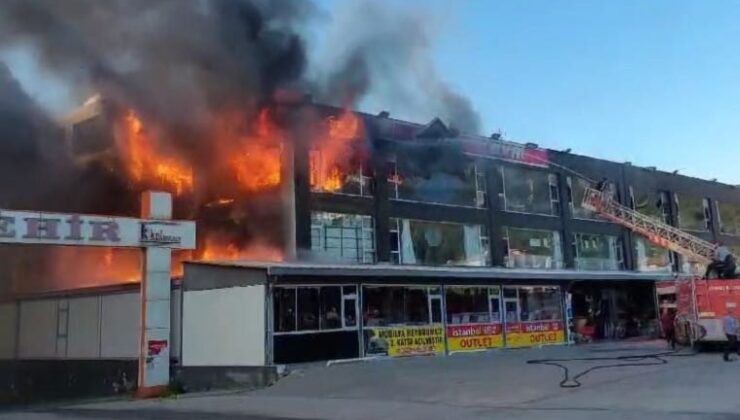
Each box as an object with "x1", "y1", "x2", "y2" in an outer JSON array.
[{"x1": 581, "y1": 187, "x2": 715, "y2": 264}]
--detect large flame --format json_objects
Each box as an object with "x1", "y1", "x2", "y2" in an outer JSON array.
[
  {"x1": 310, "y1": 111, "x2": 363, "y2": 192},
  {"x1": 119, "y1": 110, "x2": 194, "y2": 196},
  {"x1": 226, "y1": 109, "x2": 283, "y2": 192}
]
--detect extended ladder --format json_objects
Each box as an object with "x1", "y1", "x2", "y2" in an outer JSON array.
[{"x1": 581, "y1": 187, "x2": 716, "y2": 264}]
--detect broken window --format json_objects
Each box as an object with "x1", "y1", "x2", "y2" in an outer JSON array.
[
  {"x1": 387, "y1": 157, "x2": 485, "y2": 208},
  {"x1": 568, "y1": 177, "x2": 616, "y2": 220},
  {"x1": 718, "y1": 201, "x2": 740, "y2": 235},
  {"x1": 309, "y1": 149, "x2": 373, "y2": 197},
  {"x1": 676, "y1": 195, "x2": 710, "y2": 231},
  {"x1": 499, "y1": 166, "x2": 558, "y2": 215},
  {"x1": 502, "y1": 227, "x2": 563, "y2": 269},
  {"x1": 631, "y1": 188, "x2": 671, "y2": 223}
]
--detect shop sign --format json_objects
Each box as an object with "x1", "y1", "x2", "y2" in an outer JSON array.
[
  {"x1": 505, "y1": 321, "x2": 565, "y2": 348},
  {"x1": 365, "y1": 326, "x2": 445, "y2": 357},
  {"x1": 0, "y1": 208, "x2": 195, "y2": 249},
  {"x1": 447, "y1": 323, "x2": 503, "y2": 352}
]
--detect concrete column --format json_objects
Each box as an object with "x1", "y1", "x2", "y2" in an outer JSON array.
[{"x1": 137, "y1": 191, "x2": 172, "y2": 397}]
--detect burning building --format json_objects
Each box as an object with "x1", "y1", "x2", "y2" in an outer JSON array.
[{"x1": 4, "y1": 0, "x2": 740, "y2": 402}]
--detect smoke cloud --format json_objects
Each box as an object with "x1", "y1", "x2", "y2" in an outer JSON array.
[{"x1": 313, "y1": 1, "x2": 481, "y2": 134}]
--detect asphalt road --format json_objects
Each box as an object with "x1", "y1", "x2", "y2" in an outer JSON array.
[{"x1": 4, "y1": 341, "x2": 740, "y2": 420}]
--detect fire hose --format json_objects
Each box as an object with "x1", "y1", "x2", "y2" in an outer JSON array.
[{"x1": 527, "y1": 349, "x2": 698, "y2": 389}]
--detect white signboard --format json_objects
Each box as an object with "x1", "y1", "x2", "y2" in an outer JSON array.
[{"x1": 0, "y1": 209, "x2": 195, "y2": 249}]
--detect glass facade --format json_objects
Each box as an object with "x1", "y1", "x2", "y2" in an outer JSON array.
[
  {"x1": 500, "y1": 166, "x2": 560, "y2": 215},
  {"x1": 503, "y1": 227, "x2": 563, "y2": 269},
  {"x1": 718, "y1": 201, "x2": 740, "y2": 235},
  {"x1": 389, "y1": 219, "x2": 489, "y2": 266},
  {"x1": 310, "y1": 212, "x2": 375, "y2": 264},
  {"x1": 634, "y1": 237, "x2": 672, "y2": 272},
  {"x1": 387, "y1": 159, "x2": 486, "y2": 207},
  {"x1": 273, "y1": 285, "x2": 358, "y2": 333},
  {"x1": 676, "y1": 195, "x2": 710, "y2": 231},
  {"x1": 573, "y1": 233, "x2": 623, "y2": 271},
  {"x1": 568, "y1": 177, "x2": 617, "y2": 220}
]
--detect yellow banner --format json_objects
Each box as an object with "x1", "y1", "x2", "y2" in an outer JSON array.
[
  {"x1": 505, "y1": 321, "x2": 565, "y2": 348},
  {"x1": 447, "y1": 323, "x2": 504, "y2": 352},
  {"x1": 366, "y1": 326, "x2": 445, "y2": 357}
]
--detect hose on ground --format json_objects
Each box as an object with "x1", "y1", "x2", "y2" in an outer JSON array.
[{"x1": 526, "y1": 349, "x2": 697, "y2": 388}]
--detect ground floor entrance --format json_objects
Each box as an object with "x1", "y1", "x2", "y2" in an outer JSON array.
[{"x1": 569, "y1": 281, "x2": 659, "y2": 342}]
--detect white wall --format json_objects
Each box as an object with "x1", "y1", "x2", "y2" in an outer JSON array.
[
  {"x1": 100, "y1": 292, "x2": 139, "y2": 358},
  {"x1": 182, "y1": 285, "x2": 266, "y2": 366},
  {"x1": 6, "y1": 288, "x2": 182, "y2": 360},
  {"x1": 18, "y1": 299, "x2": 58, "y2": 358},
  {"x1": 0, "y1": 303, "x2": 18, "y2": 359},
  {"x1": 67, "y1": 297, "x2": 100, "y2": 358}
]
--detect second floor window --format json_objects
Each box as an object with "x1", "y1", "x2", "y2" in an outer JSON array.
[
  {"x1": 310, "y1": 212, "x2": 375, "y2": 264},
  {"x1": 634, "y1": 236, "x2": 673, "y2": 272},
  {"x1": 389, "y1": 218, "x2": 489, "y2": 266},
  {"x1": 502, "y1": 227, "x2": 564, "y2": 269},
  {"x1": 573, "y1": 233, "x2": 624, "y2": 271},
  {"x1": 569, "y1": 177, "x2": 616, "y2": 220}
]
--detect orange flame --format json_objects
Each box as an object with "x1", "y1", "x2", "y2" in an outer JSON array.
[
  {"x1": 120, "y1": 110, "x2": 193, "y2": 195},
  {"x1": 225, "y1": 110, "x2": 283, "y2": 192},
  {"x1": 198, "y1": 237, "x2": 283, "y2": 262},
  {"x1": 310, "y1": 111, "x2": 363, "y2": 192}
]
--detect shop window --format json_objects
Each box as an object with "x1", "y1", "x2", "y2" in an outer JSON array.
[
  {"x1": 573, "y1": 233, "x2": 624, "y2": 271},
  {"x1": 634, "y1": 237, "x2": 673, "y2": 272},
  {"x1": 499, "y1": 166, "x2": 559, "y2": 215},
  {"x1": 387, "y1": 158, "x2": 485, "y2": 208},
  {"x1": 503, "y1": 286, "x2": 563, "y2": 322},
  {"x1": 363, "y1": 286, "x2": 442, "y2": 327},
  {"x1": 718, "y1": 201, "x2": 740, "y2": 235},
  {"x1": 676, "y1": 195, "x2": 710, "y2": 231},
  {"x1": 273, "y1": 285, "x2": 358, "y2": 333},
  {"x1": 273, "y1": 288, "x2": 296, "y2": 332},
  {"x1": 568, "y1": 177, "x2": 616, "y2": 220},
  {"x1": 502, "y1": 227, "x2": 563, "y2": 269},
  {"x1": 310, "y1": 212, "x2": 375, "y2": 264},
  {"x1": 389, "y1": 218, "x2": 488, "y2": 266},
  {"x1": 630, "y1": 188, "x2": 670, "y2": 223},
  {"x1": 446, "y1": 287, "x2": 502, "y2": 324}
]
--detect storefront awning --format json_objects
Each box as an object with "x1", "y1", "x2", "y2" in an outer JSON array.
[{"x1": 188, "y1": 261, "x2": 678, "y2": 282}]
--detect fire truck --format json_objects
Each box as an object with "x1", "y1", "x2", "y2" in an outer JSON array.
[{"x1": 582, "y1": 187, "x2": 738, "y2": 345}]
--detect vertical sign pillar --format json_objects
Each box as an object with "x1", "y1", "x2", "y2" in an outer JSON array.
[{"x1": 137, "y1": 191, "x2": 174, "y2": 398}]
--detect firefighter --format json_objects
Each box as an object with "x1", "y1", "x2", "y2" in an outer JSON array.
[
  {"x1": 723, "y1": 305, "x2": 739, "y2": 362},
  {"x1": 705, "y1": 242, "x2": 737, "y2": 279}
]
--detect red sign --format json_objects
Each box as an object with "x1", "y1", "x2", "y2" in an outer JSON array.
[{"x1": 147, "y1": 340, "x2": 168, "y2": 356}]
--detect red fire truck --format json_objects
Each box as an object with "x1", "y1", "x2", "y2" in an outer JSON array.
[{"x1": 582, "y1": 187, "x2": 738, "y2": 345}]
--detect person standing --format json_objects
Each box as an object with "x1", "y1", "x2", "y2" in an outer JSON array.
[
  {"x1": 660, "y1": 309, "x2": 676, "y2": 350},
  {"x1": 723, "y1": 305, "x2": 739, "y2": 362}
]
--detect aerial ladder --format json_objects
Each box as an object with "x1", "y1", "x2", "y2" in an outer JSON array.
[
  {"x1": 581, "y1": 186, "x2": 735, "y2": 344},
  {"x1": 580, "y1": 186, "x2": 715, "y2": 265}
]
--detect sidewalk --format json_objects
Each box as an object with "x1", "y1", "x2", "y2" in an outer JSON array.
[{"x1": 3, "y1": 341, "x2": 736, "y2": 420}]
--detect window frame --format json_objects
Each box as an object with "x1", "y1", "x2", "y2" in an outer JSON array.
[
  {"x1": 362, "y1": 285, "x2": 443, "y2": 327},
  {"x1": 572, "y1": 232, "x2": 625, "y2": 271},
  {"x1": 388, "y1": 218, "x2": 489, "y2": 266},
  {"x1": 310, "y1": 212, "x2": 376, "y2": 264},
  {"x1": 502, "y1": 227, "x2": 564, "y2": 269},
  {"x1": 387, "y1": 159, "x2": 487, "y2": 209},
  {"x1": 272, "y1": 285, "x2": 359, "y2": 335},
  {"x1": 499, "y1": 165, "x2": 560, "y2": 216}
]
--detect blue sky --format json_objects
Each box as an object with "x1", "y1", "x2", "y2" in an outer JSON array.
[{"x1": 5, "y1": 1, "x2": 740, "y2": 183}]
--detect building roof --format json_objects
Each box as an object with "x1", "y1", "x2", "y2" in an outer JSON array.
[{"x1": 185, "y1": 260, "x2": 679, "y2": 282}]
